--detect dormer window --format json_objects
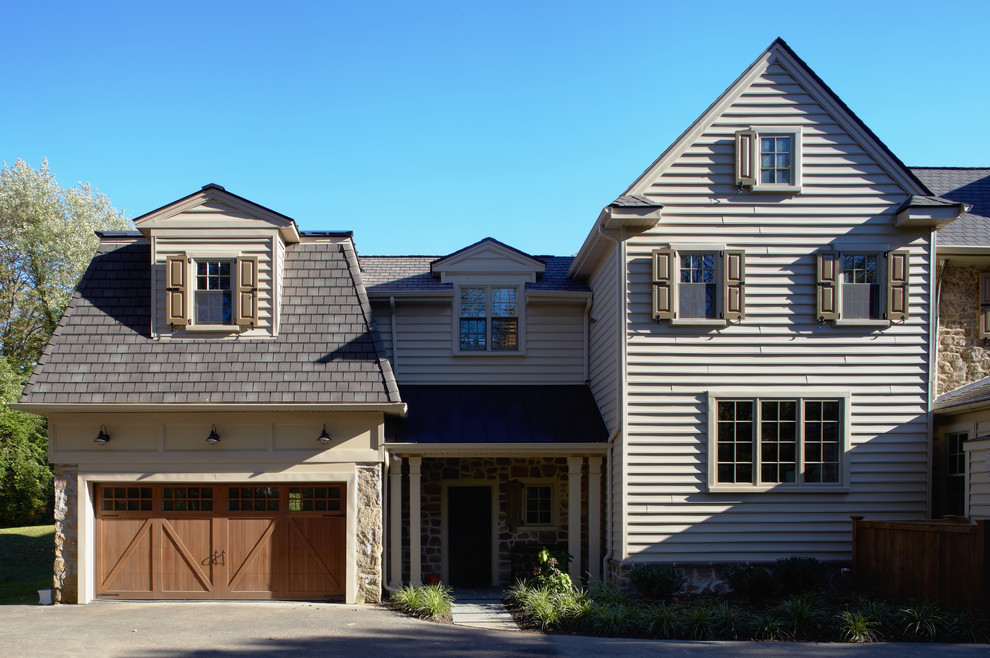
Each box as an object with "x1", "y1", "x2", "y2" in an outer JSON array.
[
  {"x1": 458, "y1": 286, "x2": 518, "y2": 352},
  {"x1": 165, "y1": 255, "x2": 259, "y2": 331},
  {"x1": 196, "y1": 260, "x2": 233, "y2": 324}
]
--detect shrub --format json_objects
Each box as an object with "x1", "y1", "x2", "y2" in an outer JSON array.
[
  {"x1": 899, "y1": 603, "x2": 944, "y2": 641},
  {"x1": 531, "y1": 547, "x2": 573, "y2": 593},
  {"x1": 628, "y1": 563, "x2": 685, "y2": 601},
  {"x1": 773, "y1": 556, "x2": 825, "y2": 595},
  {"x1": 710, "y1": 601, "x2": 747, "y2": 640},
  {"x1": 752, "y1": 612, "x2": 790, "y2": 641},
  {"x1": 391, "y1": 583, "x2": 453, "y2": 620},
  {"x1": 587, "y1": 579, "x2": 627, "y2": 606},
  {"x1": 943, "y1": 610, "x2": 990, "y2": 643},
  {"x1": 683, "y1": 603, "x2": 716, "y2": 640},
  {"x1": 724, "y1": 564, "x2": 776, "y2": 603},
  {"x1": 838, "y1": 610, "x2": 881, "y2": 643},
  {"x1": 775, "y1": 596, "x2": 823, "y2": 638},
  {"x1": 506, "y1": 580, "x2": 588, "y2": 631},
  {"x1": 644, "y1": 602, "x2": 681, "y2": 639},
  {"x1": 590, "y1": 601, "x2": 640, "y2": 636}
]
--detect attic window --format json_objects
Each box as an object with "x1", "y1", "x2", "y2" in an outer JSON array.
[
  {"x1": 736, "y1": 127, "x2": 802, "y2": 193},
  {"x1": 165, "y1": 255, "x2": 259, "y2": 330},
  {"x1": 196, "y1": 261, "x2": 232, "y2": 324},
  {"x1": 457, "y1": 286, "x2": 519, "y2": 352}
]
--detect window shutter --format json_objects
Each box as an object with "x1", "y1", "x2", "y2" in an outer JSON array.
[
  {"x1": 735, "y1": 130, "x2": 756, "y2": 186},
  {"x1": 236, "y1": 256, "x2": 259, "y2": 326},
  {"x1": 652, "y1": 248, "x2": 675, "y2": 320},
  {"x1": 722, "y1": 250, "x2": 745, "y2": 321},
  {"x1": 817, "y1": 251, "x2": 838, "y2": 321},
  {"x1": 165, "y1": 256, "x2": 187, "y2": 326},
  {"x1": 885, "y1": 250, "x2": 909, "y2": 322},
  {"x1": 506, "y1": 480, "x2": 522, "y2": 531},
  {"x1": 980, "y1": 273, "x2": 990, "y2": 340}
]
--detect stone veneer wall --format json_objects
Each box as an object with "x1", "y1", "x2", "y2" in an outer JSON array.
[
  {"x1": 53, "y1": 464, "x2": 78, "y2": 603},
  {"x1": 938, "y1": 265, "x2": 990, "y2": 396},
  {"x1": 355, "y1": 463, "x2": 383, "y2": 603},
  {"x1": 402, "y1": 457, "x2": 583, "y2": 585}
]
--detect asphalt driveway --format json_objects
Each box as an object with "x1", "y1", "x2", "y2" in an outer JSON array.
[{"x1": 2, "y1": 601, "x2": 989, "y2": 657}]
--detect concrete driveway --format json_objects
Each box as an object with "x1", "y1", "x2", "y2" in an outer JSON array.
[{"x1": 2, "y1": 601, "x2": 989, "y2": 657}]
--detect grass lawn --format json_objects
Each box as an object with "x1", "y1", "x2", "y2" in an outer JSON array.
[{"x1": 0, "y1": 525, "x2": 54, "y2": 604}]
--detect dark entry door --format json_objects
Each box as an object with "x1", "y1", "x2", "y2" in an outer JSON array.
[{"x1": 448, "y1": 486, "x2": 492, "y2": 587}]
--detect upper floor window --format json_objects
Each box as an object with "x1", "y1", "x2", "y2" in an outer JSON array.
[
  {"x1": 458, "y1": 286, "x2": 518, "y2": 351},
  {"x1": 679, "y1": 253, "x2": 718, "y2": 319},
  {"x1": 165, "y1": 255, "x2": 259, "y2": 330},
  {"x1": 817, "y1": 250, "x2": 908, "y2": 325},
  {"x1": 653, "y1": 248, "x2": 745, "y2": 325},
  {"x1": 195, "y1": 260, "x2": 233, "y2": 324},
  {"x1": 735, "y1": 127, "x2": 802, "y2": 193},
  {"x1": 840, "y1": 254, "x2": 880, "y2": 320}
]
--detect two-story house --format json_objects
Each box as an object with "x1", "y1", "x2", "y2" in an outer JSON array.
[{"x1": 18, "y1": 38, "x2": 978, "y2": 603}]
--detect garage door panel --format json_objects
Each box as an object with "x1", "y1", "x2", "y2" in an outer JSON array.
[
  {"x1": 226, "y1": 517, "x2": 280, "y2": 595},
  {"x1": 99, "y1": 517, "x2": 154, "y2": 595},
  {"x1": 287, "y1": 517, "x2": 345, "y2": 595},
  {"x1": 160, "y1": 518, "x2": 215, "y2": 595}
]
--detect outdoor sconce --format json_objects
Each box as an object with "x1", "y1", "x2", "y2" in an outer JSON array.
[
  {"x1": 317, "y1": 425, "x2": 331, "y2": 445},
  {"x1": 205, "y1": 424, "x2": 220, "y2": 445},
  {"x1": 94, "y1": 425, "x2": 110, "y2": 445}
]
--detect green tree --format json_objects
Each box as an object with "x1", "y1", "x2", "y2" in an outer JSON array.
[
  {"x1": 0, "y1": 158, "x2": 130, "y2": 375},
  {"x1": 0, "y1": 159, "x2": 130, "y2": 526}
]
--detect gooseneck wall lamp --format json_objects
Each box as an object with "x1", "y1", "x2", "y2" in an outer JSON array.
[
  {"x1": 205, "y1": 424, "x2": 220, "y2": 445},
  {"x1": 94, "y1": 425, "x2": 110, "y2": 445},
  {"x1": 317, "y1": 424, "x2": 332, "y2": 445}
]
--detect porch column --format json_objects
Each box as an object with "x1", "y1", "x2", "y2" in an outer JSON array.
[
  {"x1": 588, "y1": 456, "x2": 602, "y2": 582},
  {"x1": 567, "y1": 456, "x2": 583, "y2": 584},
  {"x1": 409, "y1": 455, "x2": 422, "y2": 585},
  {"x1": 389, "y1": 455, "x2": 403, "y2": 588}
]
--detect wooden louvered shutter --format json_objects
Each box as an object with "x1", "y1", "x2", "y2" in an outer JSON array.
[
  {"x1": 886, "y1": 250, "x2": 909, "y2": 322},
  {"x1": 722, "y1": 250, "x2": 745, "y2": 321},
  {"x1": 817, "y1": 250, "x2": 839, "y2": 322},
  {"x1": 652, "y1": 248, "x2": 675, "y2": 321},
  {"x1": 236, "y1": 256, "x2": 259, "y2": 326},
  {"x1": 506, "y1": 480, "x2": 522, "y2": 531},
  {"x1": 735, "y1": 130, "x2": 756, "y2": 186},
  {"x1": 980, "y1": 273, "x2": 990, "y2": 340},
  {"x1": 165, "y1": 256, "x2": 187, "y2": 326}
]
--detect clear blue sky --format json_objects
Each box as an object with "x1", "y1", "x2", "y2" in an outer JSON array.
[{"x1": 3, "y1": 1, "x2": 988, "y2": 257}]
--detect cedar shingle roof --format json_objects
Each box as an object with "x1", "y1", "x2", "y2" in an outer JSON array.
[
  {"x1": 19, "y1": 238, "x2": 400, "y2": 406},
  {"x1": 360, "y1": 255, "x2": 589, "y2": 294},
  {"x1": 911, "y1": 168, "x2": 990, "y2": 247}
]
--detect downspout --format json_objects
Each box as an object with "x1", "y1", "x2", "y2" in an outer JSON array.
[
  {"x1": 929, "y1": 240, "x2": 949, "y2": 520},
  {"x1": 583, "y1": 296, "x2": 592, "y2": 382},
  {"x1": 389, "y1": 296, "x2": 399, "y2": 378}
]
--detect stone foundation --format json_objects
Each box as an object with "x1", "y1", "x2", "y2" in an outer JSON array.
[
  {"x1": 355, "y1": 463, "x2": 383, "y2": 603},
  {"x1": 938, "y1": 265, "x2": 990, "y2": 396},
  {"x1": 53, "y1": 465, "x2": 78, "y2": 604}
]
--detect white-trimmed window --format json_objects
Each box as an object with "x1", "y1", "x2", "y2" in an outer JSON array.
[
  {"x1": 457, "y1": 286, "x2": 519, "y2": 351},
  {"x1": 523, "y1": 484, "x2": 553, "y2": 525},
  {"x1": 708, "y1": 393, "x2": 848, "y2": 490},
  {"x1": 195, "y1": 260, "x2": 233, "y2": 324},
  {"x1": 735, "y1": 127, "x2": 803, "y2": 193},
  {"x1": 652, "y1": 248, "x2": 745, "y2": 324},
  {"x1": 165, "y1": 255, "x2": 259, "y2": 330},
  {"x1": 817, "y1": 249, "x2": 908, "y2": 325},
  {"x1": 979, "y1": 273, "x2": 990, "y2": 339}
]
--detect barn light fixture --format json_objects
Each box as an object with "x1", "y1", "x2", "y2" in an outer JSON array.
[
  {"x1": 94, "y1": 425, "x2": 110, "y2": 445},
  {"x1": 206, "y1": 424, "x2": 220, "y2": 445},
  {"x1": 317, "y1": 425, "x2": 331, "y2": 445}
]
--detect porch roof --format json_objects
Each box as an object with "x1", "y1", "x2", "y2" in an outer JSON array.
[{"x1": 385, "y1": 385, "x2": 609, "y2": 445}]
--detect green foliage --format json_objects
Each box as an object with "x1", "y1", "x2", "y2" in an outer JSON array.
[
  {"x1": 683, "y1": 602, "x2": 716, "y2": 640},
  {"x1": 644, "y1": 602, "x2": 681, "y2": 638},
  {"x1": 752, "y1": 611, "x2": 791, "y2": 641},
  {"x1": 390, "y1": 583, "x2": 453, "y2": 620},
  {"x1": 506, "y1": 581, "x2": 588, "y2": 631},
  {"x1": 0, "y1": 393, "x2": 51, "y2": 527},
  {"x1": 838, "y1": 610, "x2": 881, "y2": 642},
  {"x1": 587, "y1": 579, "x2": 627, "y2": 606},
  {"x1": 773, "y1": 556, "x2": 825, "y2": 595},
  {"x1": 774, "y1": 596, "x2": 823, "y2": 638},
  {"x1": 589, "y1": 601, "x2": 640, "y2": 636},
  {"x1": 628, "y1": 563, "x2": 685, "y2": 601},
  {"x1": 899, "y1": 603, "x2": 944, "y2": 641},
  {"x1": 724, "y1": 564, "x2": 777, "y2": 603},
  {"x1": 0, "y1": 525, "x2": 54, "y2": 603},
  {"x1": 710, "y1": 601, "x2": 748, "y2": 640},
  {"x1": 943, "y1": 611, "x2": 990, "y2": 643},
  {"x1": 530, "y1": 546, "x2": 573, "y2": 593}
]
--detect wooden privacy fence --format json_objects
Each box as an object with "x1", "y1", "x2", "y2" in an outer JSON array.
[{"x1": 851, "y1": 517, "x2": 989, "y2": 612}]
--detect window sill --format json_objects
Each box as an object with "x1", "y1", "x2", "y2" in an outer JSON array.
[
  {"x1": 670, "y1": 318, "x2": 728, "y2": 327},
  {"x1": 707, "y1": 484, "x2": 850, "y2": 494},
  {"x1": 183, "y1": 324, "x2": 245, "y2": 333},
  {"x1": 832, "y1": 319, "x2": 891, "y2": 328},
  {"x1": 747, "y1": 184, "x2": 802, "y2": 194},
  {"x1": 452, "y1": 348, "x2": 527, "y2": 357}
]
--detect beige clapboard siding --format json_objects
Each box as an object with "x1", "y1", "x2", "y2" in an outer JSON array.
[
  {"x1": 153, "y1": 236, "x2": 275, "y2": 336},
  {"x1": 589, "y1": 244, "x2": 621, "y2": 433},
  {"x1": 968, "y1": 441, "x2": 990, "y2": 519},
  {"x1": 381, "y1": 301, "x2": 586, "y2": 384},
  {"x1": 371, "y1": 302, "x2": 394, "y2": 361},
  {"x1": 613, "y1": 57, "x2": 931, "y2": 562}
]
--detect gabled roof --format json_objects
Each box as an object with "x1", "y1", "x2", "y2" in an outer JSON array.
[
  {"x1": 624, "y1": 39, "x2": 929, "y2": 198},
  {"x1": 133, "y1": 184, "x2": 301, "y2": 243},
  {"x1": 912, "y1": 168, "x2": 990, "y2": 248},
  {"x1": 18, "y1": 236, "x2": 401, "y2": 410},
  {"x1": 430, "y1": 237, "x2": 546, "y2": 276}
]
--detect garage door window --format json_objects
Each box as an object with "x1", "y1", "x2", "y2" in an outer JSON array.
[
  {"x1": 288, "y1": 486, "x2": 343, "y2": 512},
  {"x1": 162, "y1": 487, "x2": 213, "y2": 511},
  {"x1": 228, "y1": 486, "x2": 280, "y2": 511},
  {"x1": 101, "y1": 486, "x2": 152, "y2": 511}
]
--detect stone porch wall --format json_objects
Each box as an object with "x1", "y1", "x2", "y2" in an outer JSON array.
[
  {"x1": 355, "y1": 463, "x2": 383, "y2": 603},
  {"x1": 53, "y1": 464, "x2": 78, "y2": 603},
  {"x1": 938, "y1": 265, "x2": 990, "y2": 396}
]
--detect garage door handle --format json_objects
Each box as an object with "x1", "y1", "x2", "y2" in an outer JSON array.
[{"x1": 212, "y1": 550, "x2": 226, "y2": 566}]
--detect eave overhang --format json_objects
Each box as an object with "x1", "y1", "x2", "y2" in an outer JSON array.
[
  {"x1": 12, "y1": 402, "x2": 408, "y2": 416},
  {"x1": 895, "y1": 197, "x2": 970, "y2": 230},
  {"x1": 384, "y1": 442, "x2": 608, "y2": 457},
  {"x1": 568, "y1": 200, "x2": 663, "y2": 279}
]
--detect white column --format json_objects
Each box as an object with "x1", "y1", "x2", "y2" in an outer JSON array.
[
  {"x1": 588, "y1": 456, "x2": 602, "y2": 582},
  {"x1": 389, "y1": 455, "x2": 403, "y2": 588},
  {"x1": 567, "y1": 456, "x2": 583, "y2": 584},
  {"x1": 409, "y1": 455, "x2": 422, "y2": 585}
]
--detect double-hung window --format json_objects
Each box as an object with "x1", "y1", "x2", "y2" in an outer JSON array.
[
  {"x1": 679, "y1": 253, "x2": 718, "y2": 319},
  {"x1": 709, "y1": 393, "x2": 847, "y2": 490},
  {"x1": 195, "y1": 260, "x2": 233, "y2": 324},
  {"x1": 735, "y1": 126, "x2": 802, "y2": 193},
  {"x1": 817, "y1": 249, "x2": 908, "y2": 324},
  {"x1": 165, "y1": 255, "x2": 259, "y2": 330},
  {"x1": 458, "y1": 286, "x2": 518, "y2": 351},
  {"x1": 652, "y1": 248, "x2": 745, "y2": 324},
  {"x1": 944, "y1": 431, "x2": 967, "y2": 516}
]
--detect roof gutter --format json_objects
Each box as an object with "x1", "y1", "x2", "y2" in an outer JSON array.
[
  {"x1": 383, "y1": 442, "x2": 609, "y2": 456},
  {"x1": 11, "y1": 402, "x2": 408, "y2": 416}
]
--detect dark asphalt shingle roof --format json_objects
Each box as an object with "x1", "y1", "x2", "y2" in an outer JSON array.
[
  {"x1": 386, "y1": 385, "x2": 608, "y2": 444},
  {"x1": 20, "y1": 238, "x2": 400, "y2": 406},
  {"x1": 360, "y1": 255, "x2": 589, "y2": 294},
  {"x1": 911, "y1": 168, "x2": 990, "y2": 247},
  {"x1": 934, "y1": 375, "x2": 990, "y2": 413}
]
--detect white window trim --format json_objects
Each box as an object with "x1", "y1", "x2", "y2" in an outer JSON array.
[
  {"x1": 739, "y1": 126, "x2": 803, "y2": 194},
  {"x1": 451, "y1": 283, "x2": 526, "y2": 355},
  {"x1": 520, "y1": 480, "x2": 558, "y2": 528},
  {"x1": 706, "y1": 389, "x2": 851, "y2": 493}
]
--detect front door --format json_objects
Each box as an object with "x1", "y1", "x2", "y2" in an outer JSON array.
[{"x1": 447, "y1": 485, "x2": 492, "y2": 587}]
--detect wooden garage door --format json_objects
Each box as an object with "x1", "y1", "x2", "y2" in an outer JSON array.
[{"x1": 95, "y1": 484, "x2": 346, "y2": 600}]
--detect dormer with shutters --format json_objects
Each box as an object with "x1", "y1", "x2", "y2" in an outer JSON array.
[{"x1": 134, "y1": 184, "x2": 301, "y2": 338}]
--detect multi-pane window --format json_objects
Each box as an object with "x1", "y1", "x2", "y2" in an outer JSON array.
[
  {"x1": 227, "y1": 486, "x2": 280, "y2": 511},
  {"x1": 523, "y1": 484, "x2": 553, "y2": 525},
  {"x1": 841, "y1": 254, "x2": 881, "y2": 319},
  {"x1": 458, "y1": 286, "x2": 518, "y2": 351},
  {"x1": 679, "y1": 254, "x2": 717, "y2": 319},
  {"x1": 195, "y1": 260, "x2": 232, "y2": 324},
  {"x1": 760, "y1": 136, "x2": 792, "y2": 184},
  {"x1": 714, "y1": 398, "x2": 843, "y2": 487},
  {"x1": 946, "y1": 432, "x2": 967, "y2": 477},
  {"x1": 162, "y1": 487, "x2": 214, "y2": 512}
]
